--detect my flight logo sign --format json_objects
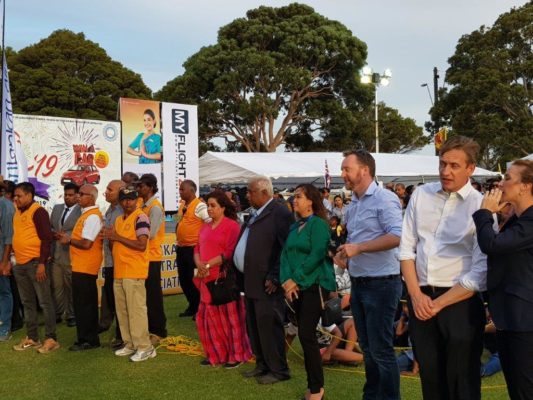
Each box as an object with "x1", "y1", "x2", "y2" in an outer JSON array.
[{"x1": 171, "y1": 110, "x2": 189, "y2": 134}]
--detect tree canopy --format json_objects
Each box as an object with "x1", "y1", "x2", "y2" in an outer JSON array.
[
  {"x1": 7, "y1": 29, "x2": 152, "y2": 120},
  {"x1": 430, "y1": 3, "x2": 533, "y2": 168},
  {"x1": 157, "y1": 3, "x2": 426, "y2": 153}
]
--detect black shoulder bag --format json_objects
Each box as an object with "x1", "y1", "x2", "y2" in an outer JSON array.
[{"x1": 205, "y1": 255, "x2": 240, "y2": 306}]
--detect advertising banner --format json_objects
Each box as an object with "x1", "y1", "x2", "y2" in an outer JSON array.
[
  {"x1": 13, "y1": 114, "x2": 121, "y2": 211},
  {"x1": 161, "y1": 102, "x2": 198, "y2": 211},
  {"x1": 161, "y1": 233, "x2": 180, "y2": 294},
  {"x1": 119, "y1": 98, "x2": 162, "y2": 196}
]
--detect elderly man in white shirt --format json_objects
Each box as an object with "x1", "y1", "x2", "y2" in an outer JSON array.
[{"x1": 399, "y1": 136, "x2": 487, "y2": 400}]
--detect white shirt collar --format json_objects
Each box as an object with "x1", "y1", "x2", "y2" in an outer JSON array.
[{"x1": 436, "y1": 180, "x2": 474, "y2": 200}]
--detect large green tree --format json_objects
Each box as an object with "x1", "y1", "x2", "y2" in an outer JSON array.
[
  {"x1": 286, "y1": 102, "x2": 428, "y2": 152},
  {"x1": 157, "y1": 3, "x2": 426, "y2": 153},
  {"x1": 8, "y1": 30, "x2": 152, "y2": 120},
  {"x1": 430, "y1": 3, "x2": 533, "y2": 168}
]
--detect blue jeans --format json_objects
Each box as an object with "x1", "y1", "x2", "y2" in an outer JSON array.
[
  {"x1": 0, "y1": 276, "x2": 13, "y2": 335},
  {"x1": 350, "y1": 276, "x2": 402, "y2": 400}
]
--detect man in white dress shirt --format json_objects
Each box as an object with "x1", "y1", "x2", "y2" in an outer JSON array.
[{"x1": 399, "y1": 136, "x2": 487, "y2": 400}]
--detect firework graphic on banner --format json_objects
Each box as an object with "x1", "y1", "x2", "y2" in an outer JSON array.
[{"x1": 50, "y1": 120, "x2": 98, "y2": 171}]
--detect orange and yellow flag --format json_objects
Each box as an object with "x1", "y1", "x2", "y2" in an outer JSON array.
[{"x1": 434, "y1": 127, "x2": 448, "y2": 151}]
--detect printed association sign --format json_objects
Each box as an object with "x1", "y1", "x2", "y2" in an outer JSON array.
[{"x1": 14, "y1": 114, "x2": 121, "y2": 211}]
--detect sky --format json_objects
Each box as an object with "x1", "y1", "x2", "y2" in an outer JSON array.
[{"x1": 6, "y1": 0, "x2": 530, "y2": 154}]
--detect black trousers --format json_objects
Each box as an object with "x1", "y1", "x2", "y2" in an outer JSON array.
[
  {"x1": 294, "y1": 285, "x2": 324, "y2": 394},
  {"x1": 9, "y1": 273, "x2": 24, "y2": 329},
  {"x1": 245, "y1": 295, "x2": 289, "y2": 379},
  {"x1": 99, "y1": 267, "x2": 121, "y2": 340},
  {"x1": 176, "y1": 246, "x2": 200, "y2": 314},
  {"x1": 497, "y1": 330, "x2": 533, "y2": 400},
  {"x1": 409, "y1": 287, "x2": 485, "y2": 400},
  {"x1": 145, "y1": 261, "x2": 167, "y2": 338},
  {"x1": 72, "y1": 272, "x2": 100, "y2": 346}
]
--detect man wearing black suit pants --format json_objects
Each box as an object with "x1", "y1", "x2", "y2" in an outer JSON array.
[
  {"x1": 50, "y1": 183, "x2": 81, "y2": 327},
  {"x1": 234, "y1": 176, "x2": 293, "y2": 384}
]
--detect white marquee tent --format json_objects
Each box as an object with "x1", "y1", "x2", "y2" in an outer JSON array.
[{"x1": 199, "y1": 151, "x2": 499, "y2": 187}]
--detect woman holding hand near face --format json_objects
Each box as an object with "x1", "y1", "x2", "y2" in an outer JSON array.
[
  {"x1": 127, "y1": 109, "x2": 162, "y2": 164},
  {"x1": 281, "y1": 184, "x2": 335, "y2": 400},
  {"x1": 473, "y1": 160, "x2": 533, "y2": 400}
]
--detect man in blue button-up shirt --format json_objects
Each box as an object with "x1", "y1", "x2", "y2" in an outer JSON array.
[{"x1": 335, "y1": 150, "x2": 403, "y2": 400}]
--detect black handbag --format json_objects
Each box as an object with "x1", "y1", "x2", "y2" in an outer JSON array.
[
  {"x1": 205, "y1": 258, "x2": 240, "y2": 306},
  {"x1": 319, "y1": 289, "x2": 343, "y2": 327}
]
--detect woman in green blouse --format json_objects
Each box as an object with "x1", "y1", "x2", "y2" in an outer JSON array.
[{"x1": 281, "y1": 184, "x2": 336, "y2": 400}]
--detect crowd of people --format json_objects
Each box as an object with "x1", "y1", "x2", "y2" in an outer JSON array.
[{"x1": 0, "y1": 134, "x2": 531, "y2": 400}]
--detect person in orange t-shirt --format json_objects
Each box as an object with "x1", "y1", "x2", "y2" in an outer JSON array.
[
  {"x1": 176, "y1": 180, "x2": 211, "y2": 318},
  {"x1": 58, "y1": 184, "x2": 103, "y2": 351},
  {"x1": 106, "y1": 187, "x2": 156, "y2": 362}
]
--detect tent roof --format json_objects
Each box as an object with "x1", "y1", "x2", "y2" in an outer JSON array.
[{"x1": 199, "y1": 151, "x2": 499, "y2": 185}]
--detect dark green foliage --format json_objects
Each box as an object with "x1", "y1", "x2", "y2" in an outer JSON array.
[
  {"x1": 430, "y1": 3, "x2": 533, "y2": 168},
  {"x1": 156, "y1": 3, "x2": 426, "y2": 153},
  {"x1": 7, "y1": 30, "x2": 152, "y2": 120}
]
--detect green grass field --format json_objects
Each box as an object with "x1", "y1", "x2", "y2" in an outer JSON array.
[{"x1": 0, "y1": 294, "x2": 509, "y2": 399}]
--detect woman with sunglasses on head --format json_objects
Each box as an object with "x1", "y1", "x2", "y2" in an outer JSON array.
[
  {"x1": 281, "y1": 184, "x2": 336, "y2": 400},
  {"x1": 473, "y1": 160, "x2": 533, "y2": 400}
]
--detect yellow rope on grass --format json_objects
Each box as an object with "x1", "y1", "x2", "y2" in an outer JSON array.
[{"x1": 157, "y1": 335, "x2": 204, "y2": 357}]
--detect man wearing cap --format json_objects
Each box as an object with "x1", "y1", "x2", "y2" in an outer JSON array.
[
  {"x1": 0, "y1": 177, "x2": 15, "y2": 341},
  {"x1": 50, "y1": 182, "x2": 81, "y2": 327},
  {"x1": 58, "y1": 184, "x2": 103, "y2": 351},
  {"x1": 136, "y1": 174, "x2": 167, "y2": 342},
  {"x1": 105, "y1": 187, "x2": 156, "y2": 362},
  {"x1": 11, "y1": 182, "x2": 59, "y2": 353}
]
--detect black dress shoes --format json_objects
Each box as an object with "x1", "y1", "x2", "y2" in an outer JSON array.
[
  {"x1": 255, "y1": 373, "x2": 290, "y2": 384},
  {"x1": 69, "y1": 342, "x2": 100, "y2": 351},
  {"x1": 242, "y1": 368, "x2": 267, "y2": 378},
  {"x1": 178, "y1": 309, "x2": 196, "y2": 317}
]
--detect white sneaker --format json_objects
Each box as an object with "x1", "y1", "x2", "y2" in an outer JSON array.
[
  {"x1": 130, "y1": 347, "x2": 156, "y2": 362},
  {"x1": 115, "y1": 346, "x2": 135, "y2": 356}
]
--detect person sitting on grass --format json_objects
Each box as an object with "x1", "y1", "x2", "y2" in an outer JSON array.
[
  {"x1": 320, "y1": 317, "x2": 363, "y2": 366},
  {"x1": 480, "y1": 309, "x2": 502, "y2": 378},
  {"x1": 395, "y1": 301, "x2": 419, "y2": 376}
]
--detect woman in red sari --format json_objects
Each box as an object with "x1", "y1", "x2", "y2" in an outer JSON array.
[{"x1": 193, "y1": 190, "x2": 252, "y2": 368}]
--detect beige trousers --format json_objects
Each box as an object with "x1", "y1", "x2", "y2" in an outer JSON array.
[{"x1": 113, "y1": 278, "x2": 151, "y2": 351}]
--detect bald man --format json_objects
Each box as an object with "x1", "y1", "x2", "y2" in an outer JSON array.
[{"x1": 99, "y1": 180, "x2": 126, "y2": 348}]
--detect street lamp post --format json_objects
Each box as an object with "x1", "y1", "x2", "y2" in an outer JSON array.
[{"x1": 361, "y1": 67, "x2": 392, "y2": 153}]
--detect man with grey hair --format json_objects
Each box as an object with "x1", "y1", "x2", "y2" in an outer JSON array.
[
  {"x1": 235, "y1": 176, "x2": 293, "y2": 384},
  {"x1": 58, "y1": 184, "x2": 103, "y2": 351}
]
